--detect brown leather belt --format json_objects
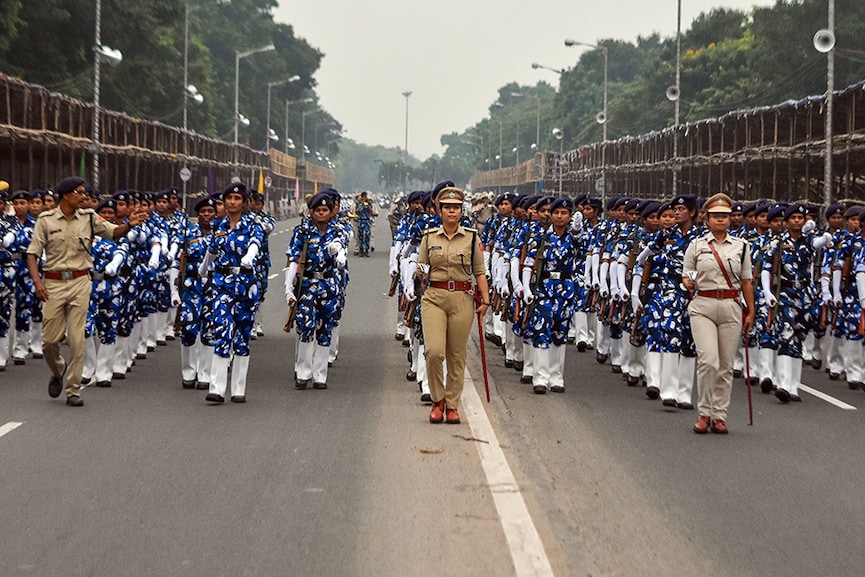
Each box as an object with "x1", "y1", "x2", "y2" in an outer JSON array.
[
  {"x1": 696, "y1": 289, "x2": 739, "y2": 299},
  {"x1": 427, "y1": 280, "x2": 473, "y2": 292},
  {"x1": 43, "y1": 270, "x2": 89, "y2": 280}
]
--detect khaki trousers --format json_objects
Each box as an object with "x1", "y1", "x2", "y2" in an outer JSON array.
[
  {"x1": 42, "y1": 275, "x2": 91, "y2": 397},
  {"x1": 421, "y1": 288, "x2": 475, "y2": 410},
  {"x1": 688, "y1": 296, "x2": 742, "y2": 420}
]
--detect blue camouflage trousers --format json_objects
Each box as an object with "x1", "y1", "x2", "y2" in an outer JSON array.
[
  {"x1": 295, "y1": 277, "x2": 340, "y2": 346},
  {"x1": 211, "y1": 272, "x2": 259, "y2": 358}
]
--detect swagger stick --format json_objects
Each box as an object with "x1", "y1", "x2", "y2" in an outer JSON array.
[
  {"x1": 743, "y1": 319, "x2": 754, "y2": 426},
  {"x1": 475, "y1": 289, "x2": 491, "y2": 403}
]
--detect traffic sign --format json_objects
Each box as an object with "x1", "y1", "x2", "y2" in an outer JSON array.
[{"x1": 179, "y1": 167, "x2": 191, "y2": 182}]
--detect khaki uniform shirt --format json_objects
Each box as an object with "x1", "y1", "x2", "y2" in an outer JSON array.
[
  {"x1": 418, "y1": 226, "x2": 485, "y2": 282},
  {"x1": 26, "y1": 208, "x2": 118, "y2": 272},
  {"x1": 684, "y1": 232, "x2": 752, "y2": 291}
]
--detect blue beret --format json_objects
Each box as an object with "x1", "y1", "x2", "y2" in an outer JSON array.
[
  {"x1": 519, "y1": 195, "x2": 539, "y2": 209},
  {"x1": 422, "y1": 193, "x2": 434, "y2": 208},
  {"x1": 550, "y1": 197, "x2": 574, "y2": 212},
  {"x1": 56, "y1": 176, "x2": 85, "y2": 197},
  {"x1": 249, "y1": 190, "x2": 264, "y2": 203},
  {"x1": 321, "y1": 187, "x2": 340, "y2": 200},
  {"x1": 731, "y1": 201, "x2": 744, "y2": 213},
  {"x1": 221, "y1": 182, "x2": 248, "y2": 200},
  {"x1": 152, "y1": 189, "x2": 169, "y2": 202},
  {"x1": 510, "y1": 194, "x2": 525, "y2": 208},
  {"x1": 843, "y1": 205, "x2": 863, "y2": 218},
  {"x1": 767, "y1": 204, "x2": 786, "y2": 221},
  {"x1": 586, "y1": 197, "x2": 603, "y2": 211},
  {"x1": 826, "y1": 203, "x2": 844, "y2": 217},
  {"x1": 671, "y1": 194, "x2": 697, "y2": 211},
  {"x1": 308, "y1": 191, "x2": 335, "y2": 209},
  {"x1": 9, "y1": 189, "x2": 31, "y2": 201},
  {"x1": 45, "y1": 189, "x2": 57, "y2": 200},
  {"x1": 753, "y1": 201, "x2": 771, "y2": 217},
  {"x1": 407, "y1": 190, "x2": 425, "y2": 204},
  {"x1": 534, "y1": 196, "x2": 555, "y2": 210},
  {"x1": 96, "y1": 198, "x2": 117, "y2": 212},
  {"x1": 656, "y1": 201, "x2": 672, "y2": 215},
  {"x1": 494, "y1": 192, "x2": 516, "y2": 206},
  {"x1": 168, "y1": 187, "x2": 180, "y2": 198},
  {"x1": 573, "y1": 193, "x2": 588, "y2": 206},
  {"x1": 622, "y1": 198, "x2": 641, "y2": 212},
  {"x1": 697, "y1": 197, "x2": 707, "y2": 209},
  {"x1": 641, "y1": 201, "x2": 661, "y2": 219},
  {"x1": 30, "y1": 189, "x2": 46, "y2": 201},
  {"x1": 606, "y1": 196, "x2": 620, "y2": 210},
  {"x1": 432, "y1": 180, "x2": 455, "y2": 199},
  {"x1": 112, "y1": 190, "x2": 133, "y2": 203},
  {"x1": 195, "y1": 196, "x2": 217, "y2": 213},
  {"x1": 784, "y1": 203, "x2": 808, "y2": 220},
  {"x1": 0, "y1": 189, "x2": 8, "y2": 202}
]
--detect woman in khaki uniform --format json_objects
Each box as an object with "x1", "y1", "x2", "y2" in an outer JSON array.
[
  {"x1": 418, "y1": 186, "x2": 490, "y2": 424},
  {"x1": 683, "y1": 193, "x2": 755, "y2": 434}
]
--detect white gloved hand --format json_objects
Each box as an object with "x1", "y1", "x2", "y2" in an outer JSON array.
[
  {"x1": 609, "y1": 262, "x2": 620, "y2": 299},
  {"x1": 326, "y1": 241, "x2": 341, "y2": 256},
  {"x1": 582, "y1": 259, "x2": 591, "y2": 286},
  {"x1": 812, "y1": 231, "x2": 833, "y2": 249},
  {"x1": 167, "y1": 242, "x2": 179, "y2": 262},
  {"x1": 388, "y1": 245, "x2": 401, "y2": 276},
  {"x1": 764, "y1": 291, "x2": 778, "y2": 308},
  {"x1": 198, "y1": 251, "x2": 215, "y2": 277},
  {"x1": 832, "y1": 268, "x2": 843, "y2": 306},
  {"x1": 521, "y1": 266, "x2": 534, "y2": 305},
  {"x1": 335, "y1": 248, "x2": 347, "y2": 269},
  {"x1": 760, "y1": 269, "x2": 775, "y2": 305},
  {"x1": 599, "y1": 261, "x2": 610, "y2": 298},
  {"x1": 802, "y1": 219, "x2": 817, "y2": 235},
  {"x1": 570, "y1": 210, "x2": 584, "y2": 235},
  {"x1": 404, "y1": 283, "x2": 416, "y2": 302},
  {"x1": 616, "y1": 258, "x2": 629, "y2": 300},
  {"x1": 148, "y1": 244, "x2": 161, "y2": 270},
  {"x1": 2, "y1": 231, "x2": 14, "y2": 248},
  {"x1": 284, "y1": 262, "x2": 299, "y2": 306},
  {"x1": 631, "y1": 291, "x2": 641, "y2": 315},
  {"x1": 499, "y1": 260, "x2": 510, "y2": 297},
  {"x1": 590, "y1": 253, "x2": 600, "y2": 288},
  {"x1": 483, "y1": 250, "x2": 491, "y2": 277},
  {"x1": 510, "y1": 258, "x2": 523, "y2": 296},
  {"x1": 636, "y1": 245, "x2": 654, "y2": 266},
  {"x1": 240, "y1": 243, "x2": 259, "y2": 268},
  {"x1": 105, "y1": 252, "x2": 124, "y2": 277}
]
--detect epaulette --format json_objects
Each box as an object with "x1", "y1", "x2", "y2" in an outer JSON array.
[
  {"x1": 463, "y1": 226, "x2": 478, "y2": 233},
  {"x1": 37, "y1": 208, "x2": 59, "y2": 218},
  {"x1": 78, "y1": 208, "x2": 96, "y2": 215}
]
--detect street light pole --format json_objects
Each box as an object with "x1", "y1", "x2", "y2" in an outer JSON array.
[
  {"x1": 673, "y1": 0, "x2": 682, "y2": 196},
  {"x1": 266, "y1": 76, "x2": 299, "y2": 152},
  {"x1": 824, "y1": 0, "x2": 836, "y2": 207},
  {"x1": 402, "y1": 91, "x2": 412, "y2": 194},
  {"x1": 234, "y1": 44, "x2": 275, "y2": 145},
  {"x1": 92, "y1": 0, "x2": 103, "y2": 189}
]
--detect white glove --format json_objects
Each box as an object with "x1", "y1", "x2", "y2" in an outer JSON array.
[
  {"x1": 240, "y1": 243, "x2": 259, "y2": 268},
  {"x1": 148, "y1": 244, "x2": 161, "y2": 270},
  {"x1": 284, "y1": 262, "x2": 299, "y2": 306},
  {"x1": 832, "y1": 268, "x2": 843, "y2": 306},
  {"x1": 483, "y1": 250, "x2": 491, "y2": 277},
  {"x1": 582, "y1": 259, "x2": 591, "y2": 286},
  {"x1": 761, "y1": 270, "x2": 777, "y2": 308},
  {"x1": 820, "y1": 276, "x2": 832, "y2": 306},
  {"x1": 404, "y1": 282, "x2": 416, "y2": 302},
  {"x1": 616, "y1": 262, "x2": 630, "y2": 300},
  {"x1": 636, "y1": 245, "x2": 654, "y2": 266},
  {"x1": 812, "y1": 232, "x2": 833, "y2": 250},
  {"x1": 169, "y1": 268, "x2": 181, "y2": 305},
  {"x1": 160, "y1": 233, "x2": 169, "y2": 256},
  {"x1": 388, "y1": 245, "x2": 400, "y2": 276},
  {"x1": 198, "y1": 251, "x2": 215, "y2": 277},
  {"x1": 326, "y1": 241, "x2": 341, "y2": 256},
  {"x1": 802, "y1": 220, "x2": 816, "y2": 235},
  {"x1": 609, "y1": 262, "x2": 620, "y2": 299},
  {"x1": 510, "y1": 258, "x2": 523, "y2": 296},
  {"x1": 631, "y1": 275, "x2": 642, "y2": 314},
  {"x1": 167, "y1": 242, "x2": 179, "y2": 262},
  {"x1": 521, "y1": 267, "x2": 534, "y2": 304},
  {"x1": 335, "y1": 248, "x2": 347, "y2": 269},
  {"x1": 570, "y1": 210, "x2": 583, "y2": 235},
  {"x1": 857, "y1": 272, "x2": 865, "y2": 309},
  {"x1": 590, "y1": 253, "x2": 600, "y2": 288},
  {"x1": 105, "y1": 252, "x2": 124, "y2": 277},
  {"x1": 499, "y1": 260, "x2": 510, "y2": 297},
  {"x1": 599, "y1": 261, "x2": 610, "y2": 298},
  {"x1": 2, "y1": 231, "x2": 14, "y2": 248}
]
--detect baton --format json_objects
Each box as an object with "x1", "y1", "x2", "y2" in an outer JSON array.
[
  {"x1": 743, "y1": 314, "x2": 754, "y2": 426},
  {"x1": 475, "y1": 289, "x2": 491, "y2": 403}
]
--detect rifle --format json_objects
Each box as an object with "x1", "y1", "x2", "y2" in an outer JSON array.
[
  {"x1": 283, "y1": 236, "x2": 308, "y2": 332},
  {"x1": 172, "y1": 226, "x2": 191, "y2": 333},
  {"x1": 388, "y1": 273, "x2": 399, "y2": 297},
  {"x1": 766, "y1": 240, "x2": 781, "y2": 328},
  {"x1": 521, "y1": 229, "x2": 546, "y2": 329}
]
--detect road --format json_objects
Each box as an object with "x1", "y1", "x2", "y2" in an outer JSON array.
[{"x1": 1, "y1": 214, "x2": 864, "y2": 577}]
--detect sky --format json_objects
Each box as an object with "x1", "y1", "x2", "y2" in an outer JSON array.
[{"x1": 273, "y1": 0, "x2": 777, "y2": 161}]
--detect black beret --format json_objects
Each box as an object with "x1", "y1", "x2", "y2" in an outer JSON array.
[
  {"x1": 784, "y1": 203, "x2": 808, "y2": 220},
  {"x1": 308, "y1": 191, "x2": 335, "y2": 209},
  {"x1": 112, "y1": 190, "x2": 133, "y2": 203},
  {"x1": 56, "y1": 176, "x2": 85, "y2": 197},
  {"x1": 221, "y1": 182, "x2": 248, "y2": 200},
  {"x1": 671, "y1": 194, "x2": 697, "y2": 211},
  {"x1": 407, "y1": 190, "x2": 425, "y2": 204},
  {"x1": 641, "y1": 201, "x2": 661, "y2": 219},
  {"x1": 826, "y1": 203, "x2": 844, "y2": 217},
  {"x1": 96, "y1": 198, "x2": 117, "y2": 212},
  {"x1": 494, "y1": 192, "x2": 516, "y2": 206},
  {"x1": 9, "y1": 189, "x2": 31, "y2": 201},
  {"x1": 550, "y1": 197, "x2": 574, "y2": 212},
  {"x1": 195, "y1": 196, "x2": 217, "y2": 213}
]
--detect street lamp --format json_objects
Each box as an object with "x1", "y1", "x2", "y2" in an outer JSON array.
[
  {"x1": 531, "y1": 62, "x2": 564, "y2": 76},
  {"x1": 552, "y1": 127, "x2": 564, "y2": 194},
  {"x1": 91, "y1": 0, "x2": 123, "y2": 189},
  {"x1": 234, "y1": 43, "x2": 275, "y2": 144},
  {"x1": 814, "y1": 0, "x2": 836, "y2": 207},
  {"x1": 266, "y1": 75, "x2": 300, "y2": 152},
  {"x1": 402, "y1": 91, "x2": 412, "y2": 194},
  {"x1": 285, "y1": 97, "x2": 313, "y2": 155}
]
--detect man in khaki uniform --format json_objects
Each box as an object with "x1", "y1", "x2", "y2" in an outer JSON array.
[{"x1": 26, "y1": 176, "x2": 146, "y2": 406}]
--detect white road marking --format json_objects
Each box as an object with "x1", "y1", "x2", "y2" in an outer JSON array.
[
  {"x1": 0, "y1": 421, "x2": 23, "y2": 440},
  {"x1": 799, "y1": 384, "x2": 858, "y2": 410},
  {"x1": 268, "y1": 273, "x2": 279, "y2": 280},
  {"x1": 462, "y1": 372, "x2": 555, "y2": 577}
]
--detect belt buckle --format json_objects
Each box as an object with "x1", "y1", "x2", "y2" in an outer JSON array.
[
  {"x1": 447, "y1": 280, "x2": 455, "y2": 291},
  {"x1": 61, "y1": 271, "x2": 74, "y2": 280},
  {"x1": 549, "y1": 271, "x2": 561, "y2": 280}
]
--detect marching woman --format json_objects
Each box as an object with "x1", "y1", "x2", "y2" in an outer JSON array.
[
  {"x1": 198, "y1": 183, "x2": 264, "y2": 403},
  {"x1": 417, "y1": 186, "x2": 489, "y2": 424},
  {"x1": 521, "y1": 197, "x2": 580, "y2": 393},
  {"x1": 682, "y1": 194, "x2": 755, "y2": 434},
  {"x1": 285, "y1": 191, "x2": 347, "y2": 390}
]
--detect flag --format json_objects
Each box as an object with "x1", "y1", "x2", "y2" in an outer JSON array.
[
  {"x1": 258, "y1": 170, "x2": 265, "y2": 193},
  {"x1": 294, "y1": 177, "x2": 300, "y2": 200},
  {"x1": 314, "y1": 181, "x2": 318, "y2": 194},
  {"x1": 207, "y1": 168, "x2": 214, "y2": 195},
  {"x1": 79, "y1": 152, "x2": 86, "y2": 178}
]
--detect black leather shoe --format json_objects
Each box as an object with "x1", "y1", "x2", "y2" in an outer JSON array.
[
  {"x1": 136, "y1": 353, "x2": 147, "y2": 360},
  {"x1": 662, "y1": 398, "x2": 678, "y2": 408},
  {"x1": 313, "y1": 381, "x2": 328, "y2": 389},
  {"x1": 811, "y1": 359, "x2": 822, "y2": 370},
  {"x1": 146, "y1": 345, "x2": 155, "y2": 352},
  {"x1": 182, "y1": 379, "x2": 196, "y2": 389},
  {"x1": 489, "y1": 334, "x2": 503, "y2": 347},
  {"x1": 406, "y1": 370, "x2": 417, "y2": 381},
  {"x1": 514, "y1": 361, "x2": 524, "y2": 371},
  {"x1": 595, "y1": 352, "x2": 609, "y2": 364},
  {"x1": 732, "y1": 369, "x2": 743, "y2": 378},
  {"x1": 533, "y1": 384, "x2": 547, "y2": 394},
  {"x1": 646, "y1": 386, "x2": 660, "y2": 400},
  {"x1": 13, "y1": 357, "x2": 25, "y2": 365},
  {"x1": 230, "y1": 395, "x2": 246, "y2": 403},
  {"x1": 81, "y1": 377, "x2": 91, "y2": 386},
  {"x1": 156, "y1": 340, "x2": 167, "y2": 347},
  {"x1": 394, "y1": 333, "x2": 404, "y2": 341},
  {"x1": 96, "y1": 381, "x2": 111, "y2": 388},
  {"x1": 406, "y1": 349, "x2": 412, "y2": 364},
  {"x1": 848, "y1": 381, "x2": 862, "y2": 390},
  {"x1": 760, "y1": 378, "x2": 774, "y2": 394},
  {"x1": 504, "y1": 359, "x2": 514, "y2": 368},
  {"x1": 402, "y1": 339, "x2": 410, "y2": 348},
  {"x1": 113, "y1": 372, "x2": 126, "y2": 380},
  {"x1": 420, "y1": 393, "x2": 432, "y2": 403},
  {"x1": 775, "y1": 388, "x2": 791, "y2": 403},
  {"x1": 611, "y1": 364, "x2": 622, "y2": 374},
  {"x1": 566, "y1": 337, "x2": 575, "y2": 345},
  {"x1": 829, "y1": 372, "x2": 841, "y2": 381},
  {"x1": 165, "y1": 335, "x2": 176, "y2": 341},
  {"x1": 627, "y1": 375, "x2": 640, "y2": 387},
  {"x1": 520, "y1": 375, "x2": 533, "y2": 384},
  {"x1": 66, "y1": 395, "x2": 84, "y2": 407},
  {"x1": 577, "y1": 341, "x2": 587, "y2": 352},
  {"x1": 48, "y1": 370, "x2": 65, "y2": 398},
  {"x1": 677, "y1": 402, "x2": 694, "y2": 410},
  {"x1": 196, "y1": 381, "x2": 209, "y2": 390},
  {"x1": 32, "y1": 352, "x2": 43, "y2": 359},
  {"x1": 295, "y1": 379, "x2": 309, "y2": 390},
  {"x1": 205, "y1": 393, "x2": 224, "y2": 403},
  {"x1": 550, "y1": 385, "x2": 565, "y2": 393},
  {"x1": 790, "y1": 394, "x2": 802, "y2": 402}
]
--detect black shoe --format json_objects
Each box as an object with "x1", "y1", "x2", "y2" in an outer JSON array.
[
  {"x1": 49, "y1": 371, "x2": 64, "y2": 398},
  {"x1": 165, "y1": 334, "x2": 176, "y2": 341},
  {"x1": 849, "y1": 381, "x2": 863, "y2": 390},
  {"x1": 205, "y1": 393, "x2": 224, "y2": 403},
  {"x1": 394, "y1": 333, "x2": 404, "y2": 341},
  {"x1": 230, "y1": 395, "x2": 246, "y2": 403},
  {"x1": 13, "y1": 357, "x2": 25, "y2": 365},
  {"x1": 595, "y1": 352, "x2": 609, "y2": 365},
  {"x1": 96, "y1": 381, "x2": 111, "y2": 388},
  {"x1": 313, "y1": 381, "x2": 328, "y2": 389},
  {"x1": 402, "y1": 339, "x2": 410, "y2": 348},
  {"x1": 775, "y1": 388, "x2": 791, "y2": 403},
  {"x1": 533, "y1": 384, "x2": 547, "y2": 394},
  {"x1": 156, "y1": 340, "x2": 167, "y2": 347},
  {"x1": 113, "y1": 372, "x2": 126, "y2": 380},
  {"x1": 520, "y1": 375, "x2": 533, "y2": 384},
  {"x1": 811, "y1": 359, "x2": 822, "y2": 370},
  {"x1": 513, "y1": 361, "x2": 524, "y2": 371},
  {"x1": 504, "y1": 359, "x2": 514, "y2": 368},
  {"x1": 646, "y1": 386, "x2": 660, "y2": 400},
  {"x1": 32, "y1": 352, "x2": 43, "y2": 359},
  {"x1": 406, "y1": 370, "x2": 417, "y2": 381},
  {"x1": 420, "y1": 393, "x2": 432, "y2": 403},
  {"x1": 566, "y1": 337, "x2": 575, "y2": 345},
  {"x1": 662, "y1": 398, "x2": 678, "y2": 408},
  {"x1": 585, "y1": 343, "x2": 594, "y2": 350},
  {"x1": 677, "y1": 402, "x2": 694, "y2": 410},
  {"x1": 829, "y1": 372, "x2": 841, "y2": 381},
  {"x1": 627, "y1": 375, "x2": 640, "y2": 387},
  {"x1": 66, "y1": 395, "x2": 84, "y2": 407},
  {"x1": 488, "y1": 334, "x2": 503, "y2": 347},
  {"x1": 328, "y1": 361, "x2": 333, "y2": 367},
  {"x1": 760, "y1": 378, "x2": 774, "y2": 394},
  {"x1": 407, "y1": 349, "x2": 412, "y2": 364},
  {"x1": 295, "y1": 379, "x2": 309, "y2": 390},
  {"x1": 732, "y1": 369, "x2": 743, "y2": 378},
  {"x1": 182, "y1": 379, "x2": 196, "y2": 389},
  {"x1": 196, "y1": 381, "x2": 210, "y2": 390},
  {"x1": 550, "y1": 385, "x2": 565, "y2": 393},
  {"x1": 81, "y1": 377, "x2": 91, "y2": 386},
  {"x1": 611, "y1": 364, "x2": 622, "y2": 374},
  {"x1": 745, "y1": 377, "x2": 758, "y2": 387},
  {"x1": 577, "y1": 341, "x2": 587, "y2": 352},
  {"x1": 790, "y1": 394, "x2": 802, "y2": 402},
  {"x1": 147, "y1": 345, "x2": 155, "y2": 352},
  {"x1": 136, "y1": 353, "x2": 147, "y2": 360}
]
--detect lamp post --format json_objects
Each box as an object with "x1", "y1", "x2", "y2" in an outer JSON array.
[
  {"x1": 565, "y1": 38, "x2": 608, "y2": 204},
  {"x1": 552, "y1": 128, "x2": 564, "y2": 194},
  {"x1": 234, "y1": 43, "x2": 275, "y2": 145},
  {"x1": 285, "y1": 97, "x2": 313, "y2": 154},
  {"x1": 814, "y1": 0, "x2": 836, "y2": 207},
  {"x1": 266, "y1": 75, "x2": 299, "y2": 152},
  {"x1": 402, "y1": 91, "x2": 412, "y2": 194},
  {"x1": 301, "y1": 110, "x2": 310, "y2": 164},
  {"x1": 91, "y1": 0, "x2": 122, "y2": 190},
  {"x1": 531, "y1": 62, "x2": 564, "y2": 76}
]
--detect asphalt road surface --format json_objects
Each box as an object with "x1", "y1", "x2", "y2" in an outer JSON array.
[{"x1": 1, "y1": 214, "x2": 864, "y2": 577}]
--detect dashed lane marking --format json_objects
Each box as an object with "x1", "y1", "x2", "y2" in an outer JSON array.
[
  {"x1": 0, "y1": 421, "x2": 23, "y2": 440},
  {"x1": 800, "y1": 384, "x2": 857, "y2": 410},
  {"x1": 462, "y1": 371, "x2": 555, "y2": 577}
]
